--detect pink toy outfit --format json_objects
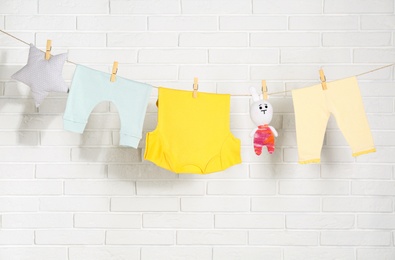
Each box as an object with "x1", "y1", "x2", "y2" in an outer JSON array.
[{"x1": 254, "y1": 124, "x2": 275, "y2": 155}]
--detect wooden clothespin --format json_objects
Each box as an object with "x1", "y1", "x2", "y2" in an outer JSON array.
[
  {"x1": 110, "y1": 61, "x2": 118, "y2": 82},
  {"x1": 45, "y1": 40, "x2": 52, "y2": 60},
  {"x1": 319, "y1": 68, "x2": 327, "y2": 90},
  {"x1": 262, "y1": 80, "x2": 268, "y2": 100},
  {"x1": 193, "y1": 77, "x2": 198, "y2": 98}
]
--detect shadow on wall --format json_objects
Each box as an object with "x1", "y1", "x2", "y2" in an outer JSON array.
[{"x1": 0, "y1": 55, "x2": 43, "y2": 146}]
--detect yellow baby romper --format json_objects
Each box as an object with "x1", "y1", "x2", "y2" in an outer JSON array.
[{"x1": 144, "y1": 87, "x2": 241, "y2": 174}]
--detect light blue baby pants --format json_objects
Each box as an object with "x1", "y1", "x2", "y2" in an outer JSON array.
[{"x1": 63, "y1": 65, "x2": 152, "y2": 148}]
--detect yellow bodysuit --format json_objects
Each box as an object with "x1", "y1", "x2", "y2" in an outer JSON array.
[{"x1": 144, "y1": 87, "x2": 241, "y2": 174}]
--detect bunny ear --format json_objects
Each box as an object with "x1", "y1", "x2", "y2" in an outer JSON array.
[{"x1": 249, "y1": 87, "x2": 260, "y2": 102}]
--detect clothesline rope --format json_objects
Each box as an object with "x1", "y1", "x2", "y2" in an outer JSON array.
[
  {"x1": 1, "y1": 29, "x2": 394, "y2": 97},
  {"x1": 0, "y1": 29, "x2": 30, "y2": 45},
  {"x1": 268, "y1": 63, "x2": 395, "y2": 96}
]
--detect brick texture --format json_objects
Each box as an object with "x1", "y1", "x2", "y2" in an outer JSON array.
[{"x1": 0, "y1": 0, "x2": 394, "y2": 259}]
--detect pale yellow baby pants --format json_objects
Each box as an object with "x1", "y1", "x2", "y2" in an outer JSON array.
[{"x1": 292, "y1": 76, "x2": 376, "y2": 164}]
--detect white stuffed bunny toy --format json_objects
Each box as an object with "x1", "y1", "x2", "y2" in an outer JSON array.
[{"x1": 249, "y1": 87, "x2": 278, "y2": 155}]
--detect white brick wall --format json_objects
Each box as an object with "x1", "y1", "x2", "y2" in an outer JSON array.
[{"x1": 0, "y1": 0, "x2": 394, "y2": 259}]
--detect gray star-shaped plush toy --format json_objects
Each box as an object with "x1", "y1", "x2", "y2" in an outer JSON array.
[{"x1": 11, "y1": 44, "x2": 69, "y2": 107}]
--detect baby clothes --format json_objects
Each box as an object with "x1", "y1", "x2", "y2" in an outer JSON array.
[
  {"x1": 144, "y1": 87, "x2": 241, "y2": 174},
  {"x1": 63, "y1": 65, "x2": 152, "y2": 148},
  {"x1": 254, "y1": 124, "x2": 275, "y2": 155},
  {"x1": 292, "y1": 76, "x2": 375, "y2": 164}
]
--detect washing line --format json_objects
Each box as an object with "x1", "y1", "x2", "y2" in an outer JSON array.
[{"x1": 1, "y1": 29, "x2": 394, "y2": 97}]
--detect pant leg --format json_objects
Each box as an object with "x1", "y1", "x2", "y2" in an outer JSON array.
[
  {"x1": 326, "y1": 77, "x2": 375, "y2": 156},
  {"x1": 63, "y1": 65, "x2": 101, "y2": 133},
  {"x1": 115, "y1": 78, "x2": 152, "y2": 148},
  {"x1": 292, "y1": 85, "x2": 330, "y2": 164}
]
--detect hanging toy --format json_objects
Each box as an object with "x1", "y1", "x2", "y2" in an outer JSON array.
[{"x1": 249, "y1": 82, "x2": 278, "y2": 155}]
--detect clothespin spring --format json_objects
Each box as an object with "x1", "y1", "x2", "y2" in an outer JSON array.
[
  {"x1": 319, "y1": 69, "x2": 327, "y2": 90},
  {"x1": 110, "y1": 61, "x2": 118, "y2": 82},
  {"x1": 193, "y1": 77, "x2": 198, "y2": 98},
  {"x1": 262, "y1": 80, "x2": 268, "y2": 100},
  {"x1": 45, "y1": 40, "x2": 52, "y2": 60}
]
